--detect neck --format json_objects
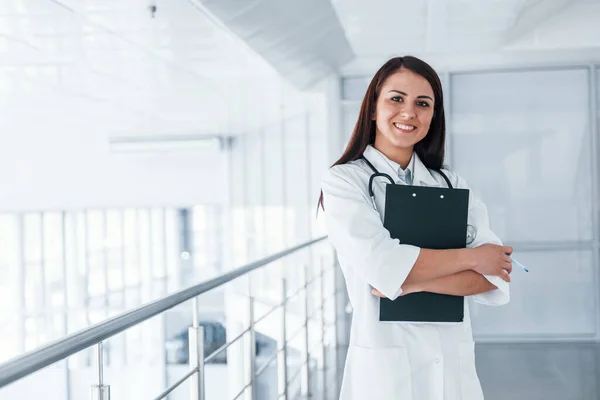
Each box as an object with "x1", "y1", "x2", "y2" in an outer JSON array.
[{"x1": 373, "y1": 137, "x2": 413, "y2": 169}]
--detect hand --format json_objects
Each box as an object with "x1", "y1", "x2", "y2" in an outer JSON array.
[
  {"x1": 371, "y1": 287, "x2": 387, "y2": 298},
  {"x1": 469, "y1": 244, "x2": 513, "y2": 282}
]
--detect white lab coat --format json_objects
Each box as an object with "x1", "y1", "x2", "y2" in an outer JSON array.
[{"x1": 321, "y1": 145, "x2": 509, "y2": 400}]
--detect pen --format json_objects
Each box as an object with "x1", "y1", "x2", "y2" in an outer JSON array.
[{"x1": 511, "y1": 257, "x2": 529, "y2": 272}]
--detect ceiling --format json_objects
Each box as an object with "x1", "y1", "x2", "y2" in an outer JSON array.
[
  {"x1": 197, "y1": 0, "x2": 353, "y2": 90},
  {"x1": 2, "y1": 0, "x2": 600, "y2": 142},
  {"x1": 0, "y1": 0, "x2": 296, "y2": 139},
  {"x1": 332, "y1": 0, "x2": 600, "y2": 73}
]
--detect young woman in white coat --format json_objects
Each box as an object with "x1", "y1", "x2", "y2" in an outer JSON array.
[{"x1": 319, "y1": 56, "x2": 513, "y2": 400}]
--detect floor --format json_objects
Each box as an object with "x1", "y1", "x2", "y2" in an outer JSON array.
[
  {"x1": 320, "y1": 342, "x2": 600, "y2": 400},
  {"x1": 476, "y1": 342, "x2": 599, "y2": 400}
]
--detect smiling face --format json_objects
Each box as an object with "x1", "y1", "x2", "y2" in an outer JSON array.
[{"x1": 372, "y1": 68, "x2": 435, "y2": 167}]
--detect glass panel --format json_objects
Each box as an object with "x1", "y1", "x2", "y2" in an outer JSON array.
[
  {"x1": 451, "y1": 69, "x2": 592, "y2": 242},
  {"x1": 123, "y1": 209, "x2": 141, "y2": 289},
  {"x1": 342, "y1": 76, "x2": 369, "y2": 101},
  {"x1": 0, "y1": 215, "x2": 17, "y2": 320},
  {"x1": 43, "y1": 212, "x2": 64, "y2": 309},
  {"x1": 230, "y1": 135, "x2": 248, "y2": 268},
  {"x1": 23, "y1": 213, "x2": 42, "y2": 314},
  {"x1": 342, "y1": 102, "x2": 360, "y2": 144},
  {"x1": 245, "y1": 130, "x2": 263, "y2": 260},
  {"x1": 106, "y1": 210, "x2": 124, "y2": 294},
  {"x1": 192, "y1": 206, "x2": 206, "y2": 272},
  {"x1": 150, "y1": 208, "x2": 166, "y2": 296},
  {"x1": 164, "y1": 209, "x2": 179, "y2": 292},
  {"x1": 150, "y1": 208, "x2": 164, "y2": 278},
  {"x1": 263, "y1": 122, "x2": 285, "y2": 258},
  {"x1": 138, "y1": 209, "x2": 151, "y2": 301},
  {"x1": 23, "y1": 213, "x2": 41, "y2": 264},
  {"x1": 191, "y1": 205, "x2": 222, "y2": 281},
  {"x1": 470, "y1": 250, "x2": 595, "y2": 337},
  {"x1": 283, "y1": 115, "x2": 309, "y2": 247},
  {"x1": 0, "y1": 214, "x2": 20, "y2": 362},
  {"x1": 86, "y1": 210, "x2": 106, "y2": 298}
]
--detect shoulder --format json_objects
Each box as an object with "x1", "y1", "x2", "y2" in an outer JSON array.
[
  {"x1": 437, "y1": 167, "x2": 470, "y2": 189},
  {"x1": 321, "y1": 160, "x2": 373, "y2": 196},
  {"x1": 322, "y1": 160, "x2": 371, "y2": 186}
]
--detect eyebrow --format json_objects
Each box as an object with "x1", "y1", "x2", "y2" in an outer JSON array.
[{"x1": 388, "y1": 90, "x2": 433, "y2": 102}]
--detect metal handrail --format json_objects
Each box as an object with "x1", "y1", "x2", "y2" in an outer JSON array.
[
  {"x1": 158, "y1": 258, "x2": 335, "y2": 400},
  {"x1": 152, "y1": 367, "x2": 198, "y2": 400},
  {"x1": 0, "y1": 236, "x2": 327, "y2": 389}
]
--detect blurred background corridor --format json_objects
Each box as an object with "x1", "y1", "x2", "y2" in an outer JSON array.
[{"x1": 1, "y1": 0, "x2": 600, "y2": 399}]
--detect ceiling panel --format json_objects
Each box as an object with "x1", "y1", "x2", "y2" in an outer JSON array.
[{"x1": 0, "y1": 0, "x2": 289, "y2": 141}]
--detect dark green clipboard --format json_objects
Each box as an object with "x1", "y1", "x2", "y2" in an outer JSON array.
[{"x1": 378, "y1": 183, "x2": 469, "y2": 322}]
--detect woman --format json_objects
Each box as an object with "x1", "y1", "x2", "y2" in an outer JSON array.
[{"x1": 320, "y1": 56, "x2": 513, "y2": 399}]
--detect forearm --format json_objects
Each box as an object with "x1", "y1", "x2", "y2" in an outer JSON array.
[
  {"x1": 405, "y1": 270, "x2": 497, "y2": 296},
  {"x1": 402, "y1": 248, "x2": 475, "y2": 286}
]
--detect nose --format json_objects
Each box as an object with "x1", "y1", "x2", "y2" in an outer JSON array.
[{"x1": 400, "y1": 104, "x2": 416, "y2": 119}]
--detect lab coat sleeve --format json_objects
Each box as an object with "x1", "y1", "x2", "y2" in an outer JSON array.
[
  {"x1": 321, "y1": 166, "x2": 421, "y2": 300},
  {"x1": 455, "y1": 174, "x2": 510, "y2": 306}
]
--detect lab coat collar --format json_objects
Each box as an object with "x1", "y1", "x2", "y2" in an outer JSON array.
[
  {"x1": 412, "y1": 152, "x2": 440, "y2": 186},
  {"x1": 362, "y1": 145, "x2": 439, "y2": 186}
]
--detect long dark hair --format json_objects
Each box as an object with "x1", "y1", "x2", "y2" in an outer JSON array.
[{"x1": 318, "y1": 56, "x2": 446, "y2": 212}]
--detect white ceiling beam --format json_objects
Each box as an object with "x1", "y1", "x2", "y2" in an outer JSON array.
[
  {"x1": 343, "y1": 47, "x2": 600, "y2": 76},
  {"x1": 195, "y1": 0, "x2": 354, "y2": 90},
  {"x1": 504, "y1": 0, "x2": 583, "y2": 45}
]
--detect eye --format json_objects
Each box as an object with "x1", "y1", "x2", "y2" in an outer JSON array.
[
  {"x1": 391, "y1": 96, "x2": 403, "y2": 102},
  {"x1": 416, "y1": 101, "x2": 430, "y2": 108}
]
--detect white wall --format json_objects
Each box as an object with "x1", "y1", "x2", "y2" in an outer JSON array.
[{"x1": 0, "y1": 109, "x2": 226, "y2": 211}]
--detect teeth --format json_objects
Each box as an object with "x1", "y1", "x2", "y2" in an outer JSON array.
[{"x1": 394, "y1": 123, "x2": 415, "y2": 130}]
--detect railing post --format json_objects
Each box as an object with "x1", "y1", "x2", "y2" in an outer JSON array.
[
  {"x1": 189, "y1": 297, "x2": 205, "y2": 400},
  {"x1": 320, "y1": 258, "x2": 327, "y2": 399},
  {"x1": 90, "y1": 342, "x2": 110, "y2": 400},
  {"x1": 277, "y1": 279, "x2": 288, "y2": 400},
  {"x1": 301, "y1": 264, "x2": 311, "y2": 397},
  {"x1": 244, "y1": 296, "x2": 257, "y2": 400}
]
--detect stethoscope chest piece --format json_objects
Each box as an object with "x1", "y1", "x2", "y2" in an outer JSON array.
[{"x1": 466, "y1": 224, "x2": 477, "y2": 245}]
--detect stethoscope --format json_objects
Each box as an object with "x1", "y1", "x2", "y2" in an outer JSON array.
[{"x1": 362, "y1": 155, "x2": 478, "y2": 246}]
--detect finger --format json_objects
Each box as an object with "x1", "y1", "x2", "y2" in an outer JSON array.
[
  {"x1": 499, "y1": 269, "x2": 511, "y2": 282},
  {"x1": 504, "y1": 261, "x2": 513, "y2": 274},
  {"x1": 503, "y1": 246, "x2": 514, "y2": 255},
  {"x1": 371, "y1": 288, "x2": 385, "y2": 298}
]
